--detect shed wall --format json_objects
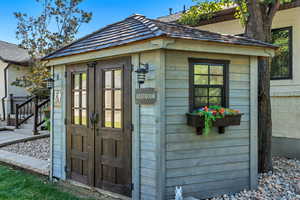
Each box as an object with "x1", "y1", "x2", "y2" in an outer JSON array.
[
  {"x1": 164, "y1": 50, "x2": 252, "y2": 199},
  {"x1": 51, "y1": 65, "x2": 67, "y2": 179}
]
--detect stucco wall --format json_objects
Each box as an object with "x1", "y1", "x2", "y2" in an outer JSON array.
[
  {"x1": 197, "y1": 7, "x2": 300, "y2": 140},
  {"x1": 0, "y1": 60, "x2": 9, "y2": 119}
]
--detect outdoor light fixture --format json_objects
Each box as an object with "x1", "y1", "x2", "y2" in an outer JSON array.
[
  {"x1": 135, "y1": 63, "x2": 149, "y2": 84},
  {"x1": 46, "y1": 77, "x2": 55, "y2": 89}
]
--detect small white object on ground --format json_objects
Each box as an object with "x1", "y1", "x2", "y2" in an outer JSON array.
[{"x1": 175, "y1": 186, "x2": 183, "y2": 200}]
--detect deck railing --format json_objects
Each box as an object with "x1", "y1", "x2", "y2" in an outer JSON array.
[{"x1": 15, "y1": 96, "x2": 50, "y2": 135}]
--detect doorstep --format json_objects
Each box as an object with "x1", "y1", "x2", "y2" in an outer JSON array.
[{"x1": 0, "y1": 150, "x2": 49, "y2": 176}]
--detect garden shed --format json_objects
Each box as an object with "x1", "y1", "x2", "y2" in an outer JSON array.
[{"x1": 43, "y1": 14, "x2": 276, "y2": 200}]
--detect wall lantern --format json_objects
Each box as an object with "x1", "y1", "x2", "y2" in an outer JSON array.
[
  {"x1": 45, "y1": 77, "x2": 55, "y2": 89},
  {"x1": 135, "y1": 63, "x2": 149, "y2": 84}
]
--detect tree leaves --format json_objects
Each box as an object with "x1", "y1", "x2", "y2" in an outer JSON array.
[
  {"x1": 14, "y1": 0, "x2": 92, "y2": 58},
  {"x1": 13, "y1": 0, "x2": 92, "y2": 96}
]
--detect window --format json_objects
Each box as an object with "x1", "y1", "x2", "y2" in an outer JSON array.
[
  {"x1": 71, "y1": 72, "x2": 87, "y2": 126},
  {"x1": 103, "y1": 69, "x2": 122, "y2": 129},
  {"x1": 189, "y1": 59, "x2": 229, "y2": 111},
  {"x1": 271, "y1": 27, "x2": 293, "y2": 80}
]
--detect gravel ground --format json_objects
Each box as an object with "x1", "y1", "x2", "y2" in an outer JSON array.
[
  {"x1": 1, "y1": 138, "x2": 50, "y2": 161},
  {"x1": 210, "y1": 157, "x2": 300, "y2": 200}
]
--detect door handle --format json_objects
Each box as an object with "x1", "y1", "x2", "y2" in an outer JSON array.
[{"x1": 89, "y1": 112, "x2": 99, "y2": 125}]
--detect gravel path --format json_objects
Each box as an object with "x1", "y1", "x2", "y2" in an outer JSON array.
[
  {"x1": 210, "y1": 157, "x2": 300, "y2": 200},
  {"x1": 1, "y1": 138, "x2": 50, "y2": 161}
]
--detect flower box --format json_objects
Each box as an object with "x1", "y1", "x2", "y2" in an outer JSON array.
[{"x1": 186, "y1": 113, "x2": 243, "y2": 135}]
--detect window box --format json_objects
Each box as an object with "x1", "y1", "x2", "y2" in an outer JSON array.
[{"x1": 186, "y1": 113, "x2": 243, "y2": 135}]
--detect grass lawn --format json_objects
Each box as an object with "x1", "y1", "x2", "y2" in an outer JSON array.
[{"x1": 0, "y1": 165, "x2": 93, "y2": 200}]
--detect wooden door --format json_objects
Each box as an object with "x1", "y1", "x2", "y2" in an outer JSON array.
[
  {"x1": 94, "y1": 57, "x2": 132, "y2": 196},
  {"x1": 66, "y1": 64, "x2": 94, "y2": 186}
]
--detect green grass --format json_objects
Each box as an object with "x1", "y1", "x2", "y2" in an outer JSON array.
[{"x1": 0, "y1": 165, "x2": 92, "y2": 200}]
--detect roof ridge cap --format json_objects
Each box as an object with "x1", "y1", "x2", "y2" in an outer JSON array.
[{"x1": 132, "y1": 15, "x2": 165, "y2": 36}]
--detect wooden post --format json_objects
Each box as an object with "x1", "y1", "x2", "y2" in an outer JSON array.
[
  {"x1": 9, "y1": 94, "x2": 14, "y2": 114},
  {"x1": 33, "y1": 97, "x2": 39, "y2": 135},
  {"x1": 15, "y1": 104, "x2": 19, "y2": 129}
]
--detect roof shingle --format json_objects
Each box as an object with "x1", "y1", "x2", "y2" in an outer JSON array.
[
  {"x1": 0, "y1": 40, "x2": 31, "y2": 65},
  {"x1": 44, "y1": 14, "x2": 276, "y2": 60}
]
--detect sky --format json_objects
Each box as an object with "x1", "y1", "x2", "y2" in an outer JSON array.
[{"x1": 0, "y1": 0, "x2": 195, "y2": 45}]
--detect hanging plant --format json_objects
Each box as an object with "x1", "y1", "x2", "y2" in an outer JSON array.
[{"x1": 187, "y1": 106, "x2": 242, "y2": 135}]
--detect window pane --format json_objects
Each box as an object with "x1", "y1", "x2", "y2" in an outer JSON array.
[
  {"x1": 210, "y1": 65, "x2": 223, "y2": 75},
  {"x1": 82, "y1": 109, "x2": 87, "y2": 126},
  {"x1": 194, "y1": 88, "x2": 207, "y2": 97},
  {"x1": 104, "y1": 110, "x2": 112, "y2": 127},
  {"x1": 194, "y1": 65, "x2": 208, "y2": 74},
  {"x1": 82, "y1": 73, "x2": 87, "y2": 89},
  {"x1": 194, "y1": 75, "x2": 208, "y2": 85},
  {"x1": 82, "y1": 91, "x2": 87, "y2": 108},
  {"x1": 209, "y1": 88, "x2": 222, "y2": 96},
  {"x1": 271, "y1": 28, "x2": 291, "y2": 79},
  {"x1": 114, "y1": 70, "x2": 122, "y2": 89},
  {"x1": 73, "y1": 92, "x2": 80, "y2": 107},
  {"x1": 73, "y1": 109, "x2": 80, "y2": 125},
  {"x1": 114, "y1": 90, "x2": 122, "y2": 109},
  {"x1": 105, "y1": 71, "x2": 112, "y2": 88},
  {"x1": 74, "y1": 74, "x2": 80, "y2": 89},
  {"x1": 114, "y1": 111, "x2": 122, "y2": 128},
  {"x1": 209, "y1": 97, "x2": 222, "y2": 106},
  {"x1": 195, "y1": 97, "x2": 208, "y2": 108},
  {"x1": 210, "y1": 76, "x2": 223, "y2": 85},
  {"x1": 105, "y1": 90, "x2": 112, "y2": 109}
]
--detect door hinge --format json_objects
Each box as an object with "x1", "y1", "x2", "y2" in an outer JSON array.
[
  {"x1": 130, "y1": 124, "x2": 134, "y2": 132},
  {"x1": 64, "y1": 166, "x2": 69, "y2": 173},
  {"x1": 64, "y1": 119, "x2": 67, "y2": 125},
  {"x1": 129, "y1": 183, "x2": 134, "y2": 191},
  {"x1": 64, "y1": 72, "x2": 67, "y2": 78}
]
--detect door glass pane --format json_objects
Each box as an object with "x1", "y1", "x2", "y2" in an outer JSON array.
[
  {"x1": 210, "y1": 76, "x2": 223, "y2": 85},
  {"x1": 82, "y1": 109, "x2": 87, "y2": 126},
  {"x1": 74, "y1": 92, "x2": 80, "y2": 107},
  {"x1": 104, "y1": 110, "x2": 112, "y2": 128},
  {"x1": 82, "y1": 91, "x2": 87, "y2": 108},
  {"x1": 74, "y1": 74, "x2": 80, "y2": 89},
  {"x1": 194, "y1": 75, "x2": 208, "y2": 85},
  {"x1": 74, "y1": 109, "x2": 80, "y2": 125},
  {"x1": 194, "y1": 65, "x2": 208, "y2": 74},
  {"x1": 114, "y1": 70, "x2": 122, "y2": 89},
  {"x1": 114, "y1": 90, "x2": 121, "y2": 109},
  {"x1": 114, "y1": 111, "x2": 122, "y2": 128},
  {"x1": 82, "y1": 73, "x2": 87, "y2": 89},
  {"x1": 105, "y1": 71, "x2": 112, "y2": 88},
  {"x1": 105, "y1": 90, "x2": 112, "y2": 109},
  {"x1": 210, "y1": 65, "x2": 223, "y2": 75}
]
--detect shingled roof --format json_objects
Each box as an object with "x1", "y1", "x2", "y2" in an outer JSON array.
[
  {"x1": 0, "y1": 40, "x2": 31, "y2": 65},
  {"x1": 44, "y1": 14, "x2": 276, "y2": 60}
]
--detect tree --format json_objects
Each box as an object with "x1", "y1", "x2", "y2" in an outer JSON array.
[
  {"x1": 180, "y1": 0, "x2": 288, "y2": 172},
  {"x1": 13, "y1": 0, "x2": 92, "y2": 96}
]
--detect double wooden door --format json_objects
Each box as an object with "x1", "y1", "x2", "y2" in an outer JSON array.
[{"x1": 66, "y1": 57, "x2": 132, "y2": 197}]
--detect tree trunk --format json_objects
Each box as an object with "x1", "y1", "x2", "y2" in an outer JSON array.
[{"x1": 244, "y1": 0, "x2": 280, "y2": 173}]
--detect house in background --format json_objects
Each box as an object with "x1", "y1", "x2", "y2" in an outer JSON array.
[
  {"x1": 0, "y1": 40, "x2": 30, "y2": 122},
  {"x1": 158, "y1": 0, "x2": 300, "y2": 159}
]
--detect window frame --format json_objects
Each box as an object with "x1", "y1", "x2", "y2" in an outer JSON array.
[
  {"x1": 188, "y1": 58, "x2": 230, "y2": 112},
  {"x1": 270, "y1": 26, "x2": 293, "y2": 80}
]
